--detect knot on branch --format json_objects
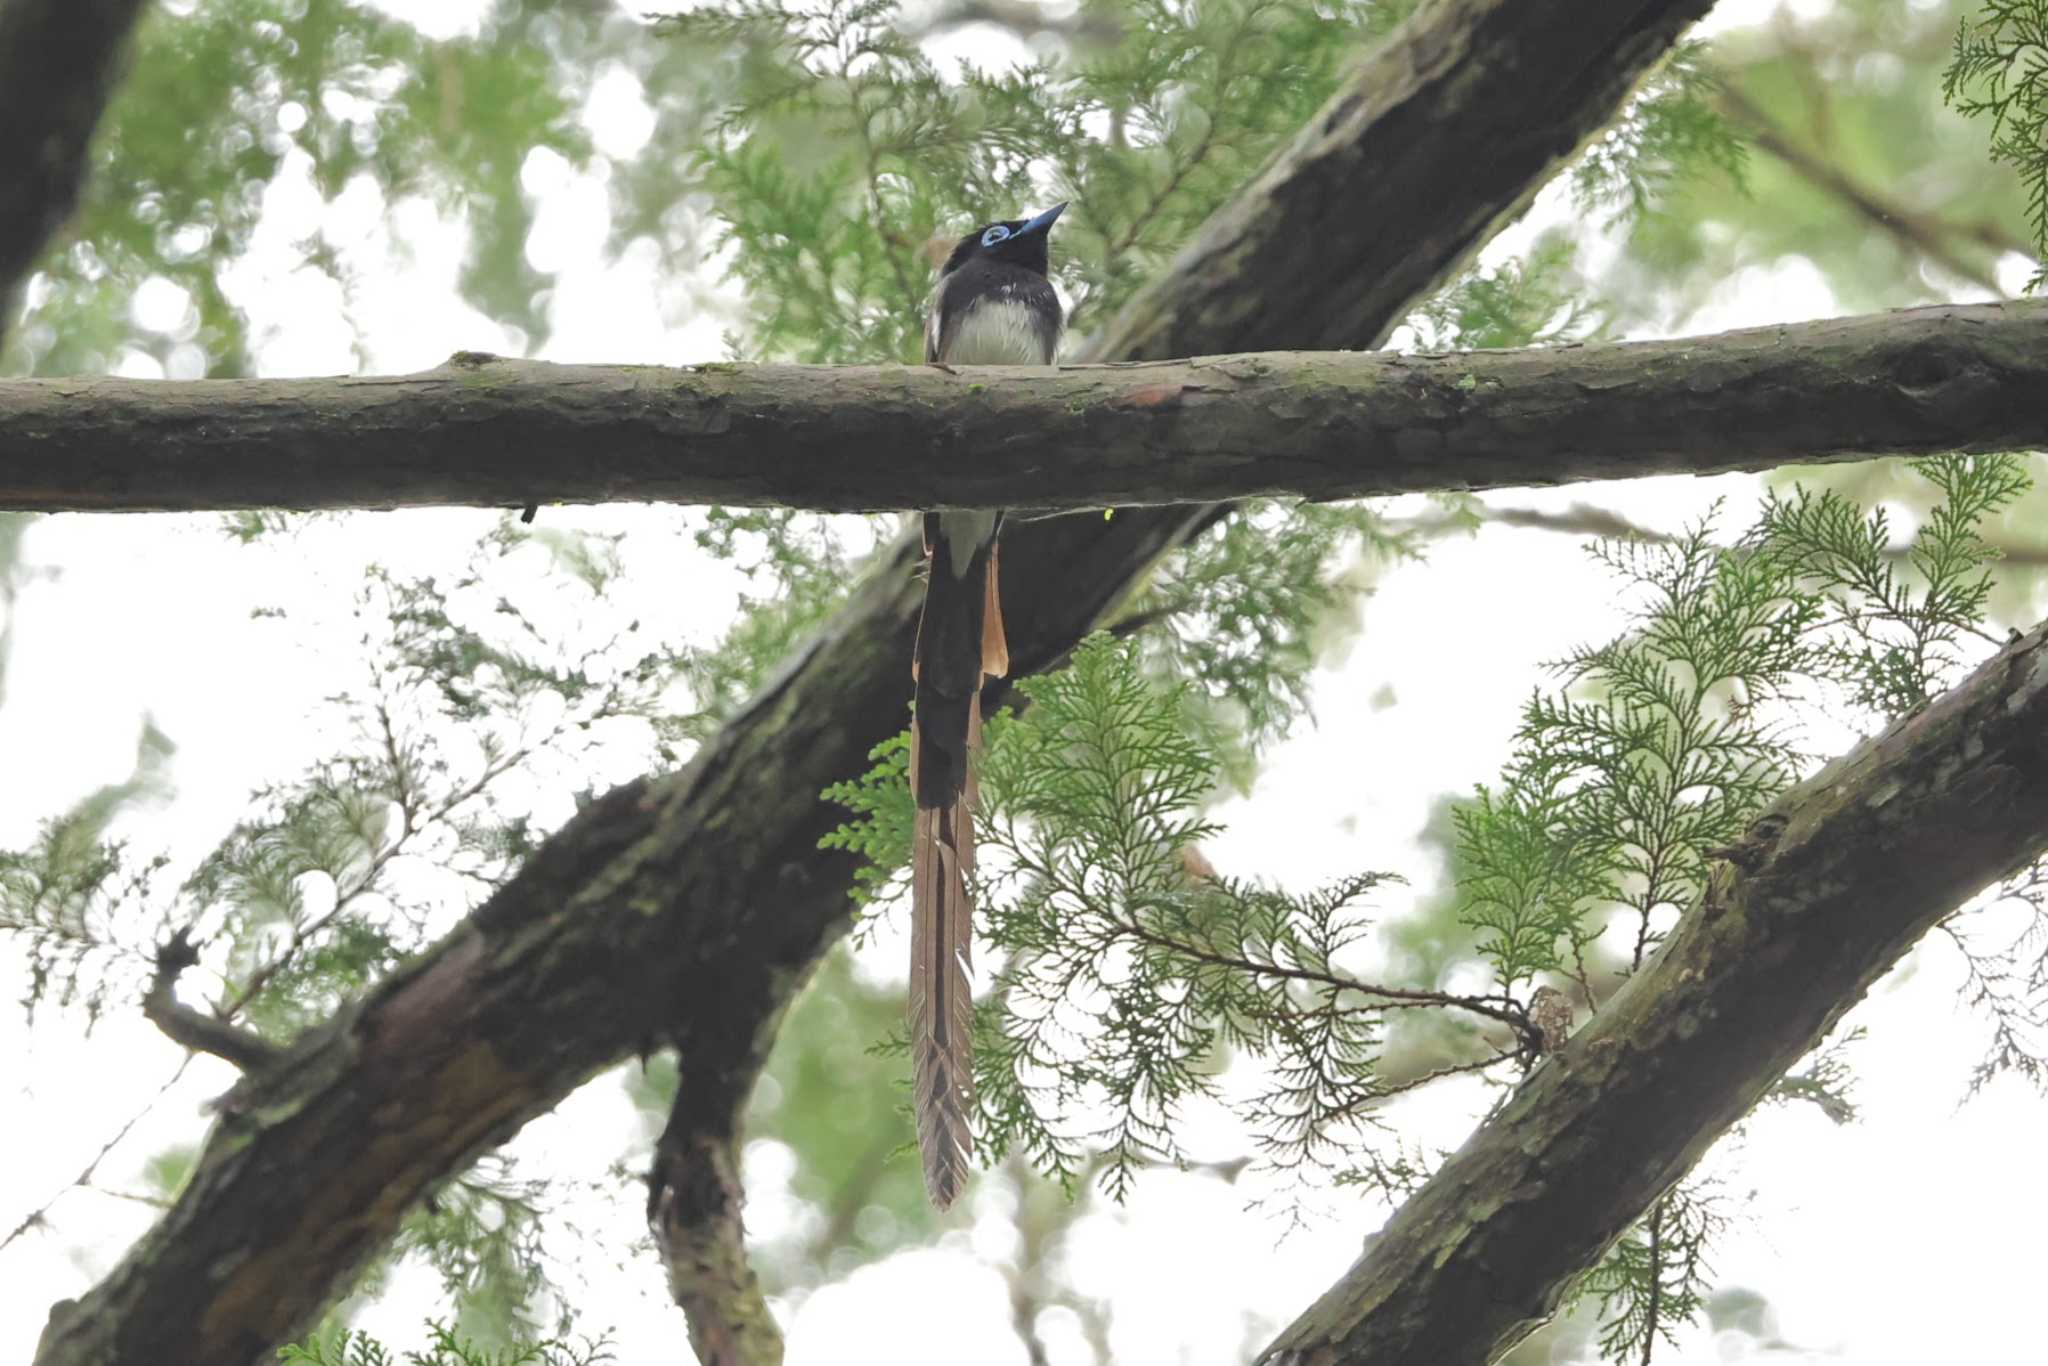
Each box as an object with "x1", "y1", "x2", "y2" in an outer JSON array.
[
  {"x1": 1529, "y1": 986, "x2": 1575, "y2": 1053},
  {"x1": 1704, "y1": 812, "x2": 1789, "y2": 874},
  {"x1": 143, "y1": 928, "x2": 284, "y2": 1072},
  {"x1": 1890, "y1": 340, "x2": 1963, "y2": 397}
]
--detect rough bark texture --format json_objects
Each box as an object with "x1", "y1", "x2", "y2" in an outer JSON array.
[
  {"x1": 0, "y1": 0, "x2": 151, "y2": 350},
  {"x1": 26, "y1": 478, "x2": 1210, "y2": 1366},
  {"x1": 1082, "y1": 0, "x2": 1718, "y2": 362},
  {"x1": 3, "y1": 302, "x2": 2043, "y2": 513},
  {"x1": 1259, "y1": 621, "x2": 2048, "y2": 1365},
  {"x1": 32, "y1": 0, "x2": 1729, "y2": 1361},
  {"x1": 649, "y1": 1127, "x2": 783, "y2": 1366}
]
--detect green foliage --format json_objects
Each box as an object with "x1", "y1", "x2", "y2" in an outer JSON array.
[
  {"x1": 1944, "y1": 0, "x2": 2048, "y2": 291},
  {"x1": 2, "y1": 526, "x2": 695, "y2": 1326},
  {"x1": 12, "y1": 0, "x2": 2048, "y2": 1355},
  {"x1": 1448, "y1": 456, "x2": 2033, "y2": 1360},
  {"x1": 821, "y1": 460, "x2": 2037, "y2": 1218},
  {"x1": 817, "y1": 728, "x2": 916, "y2": 906},
  {"x1": 823, "y1": 634, "x2": 1523, "y2": 1199},
  {"x1": 1609, "y1": 0, "x2": 2032, "y2": 324},
  {"x1": 664, "y1": 0, "x2": 1402, "y2": 362},
  {"x1": 976, "y1": 635, "x2": 1276, "y2": 1192},
  {"x1": 0, "y1": 720, "x2": 175, "y2": 1023},
  {"x1": 667, "y1": 0, "x2": 1609, "y2": 792},
  {"x1": 744, "y1": 949, "x2": 943, "y2": 1280},
  {"x1": 1407, "y1": 232, "x2": 1603, "y2": 351},
  {"x1": 1462, "y1": 513, "x2": 1821, "y2": 983},
  {"x1": 1457, "y1": 458, "x2": 2029, "y2": 994},
  {"x1": 676, "y1": 507, "x2": 887, "y2": 739},
  {"x1": 821, "y1": 507, "x2": 1408, "y2": 893},
  {"x1": 279, "y1": 1322, "x2": 611, "y2": 1366},
  {"x1": 1750, "y1": 456, "x2": 2023, "y2": 718},
  {"x1": 1133, "y1": 501, "x2": 1414, "y2": 778},
  {"x1": 12, "y1": 0, "x2": 404, "y2": 375},
  {"x1": 6, "y1": 0, "x2": 730, "y2": 378},
  {"x1": 142, "y1": 1143, "x2": 199, "y2": 1202},
  {"x1": 173, "y1": 535, "x2": 691, "y2": 1038},
  {"x1": 1575, "y1": 1180, "x2": 1731, "y2": 1365},
  {"x1": 393, "y1": 1159, "x2": 556, "y2": 1347},
  {"x1": 1948, "y1": 857, "x2": 2048, "y2": 1098},
  {"x1": 1765, "y1": 1026, "x2": 1864, "y2": 1123},
  {"x1": 1571, "y1": 42, "x2": 1749, "y2": 225}
]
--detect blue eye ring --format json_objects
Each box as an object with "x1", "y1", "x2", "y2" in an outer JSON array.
[{"x1": 980, "y1": 223, "x2": 1012, "y2": 247}]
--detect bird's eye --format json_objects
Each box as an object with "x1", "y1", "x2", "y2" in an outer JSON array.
[{"x1": 980, "y1": 224, "x2": 1012, "y2": 247}]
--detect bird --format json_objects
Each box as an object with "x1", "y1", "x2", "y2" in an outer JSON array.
[{"x1": 910, "y1": 201, "x2": 1064, "y2": 1210}]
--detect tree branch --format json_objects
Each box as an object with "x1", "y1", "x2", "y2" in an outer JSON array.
[
  {"x1": 1716, "y1": 81, "x2": 2010, "y2": 295},
  {"x1": 1408, "y1": 498, "x2": 2048, "y2": 568},
  {"x1": 648, "y1": 1122, "x2": 782, "y2": 1366},
  {"x1": 0, "y1": 0, "x2": 152, "y2": 352},
  {"x1": 3, "y1": 302, "x2": 2043, "y2": 513},
  {"x1": 141, "y1": 930, "x2": 283, "y2": 1072},
  {"x1": 1256, "y1": 622, "x2": 2048, "y2": 1364},
  {"x1": 30, "y1": 0, "x2": 1727, "y2": 1359},
  {"x1": 1078, "y1": 0, "x2": 1717, "y2": 362}
]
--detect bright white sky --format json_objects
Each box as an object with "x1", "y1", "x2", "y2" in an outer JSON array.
[{"x1": 4, "y1": 0, "x2": 2045, "y2": 1362}]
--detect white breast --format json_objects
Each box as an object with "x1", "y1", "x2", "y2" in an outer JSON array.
[
  {"x1": 927, "y1": 284, "x2": 1049, "y2": 576},
  {"x1": 943, "y1": 297, "x2": 1054, "y2": 366}
]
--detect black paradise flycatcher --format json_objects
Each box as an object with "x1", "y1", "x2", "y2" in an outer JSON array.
[{"x1": 910, "y1": 202, "x2": 1065, "y2": 1210}]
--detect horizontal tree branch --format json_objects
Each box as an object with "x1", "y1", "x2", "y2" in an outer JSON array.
[
  {"x1": 31, "y1": 0, "x2": 1724, "y2": 1359},
  {"x1": 3, "y1": 302, "x2": 2042, "y2": 514},
  {"x1": 1259, "y1": 617, "x2": 2048, "y2": 1365}
]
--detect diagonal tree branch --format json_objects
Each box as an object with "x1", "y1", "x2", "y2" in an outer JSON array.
[
  {"x1": 2, "y1": 301, "x2": 2042, "y2": 514},
  {"x1": 32, "y1": 0, "x2": 1726, "y2": 1361},
  {"x1": 1715, "y1": 81, "x2": 2012, "y2": 296},
  {"x1": 1080, "y1": 0, "x2": 1717, "y2": 363},
  {"x1": 0, "y1": 0, "x2": 153, "y2": 353},
  {"x1": 1257, "y1": 618, "x2": 2048, "y2": 1365}
]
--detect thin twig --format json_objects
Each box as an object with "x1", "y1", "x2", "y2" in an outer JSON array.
[
  {"x1": 1716, "y1": 81, "x2": 2013, "y2": 295},
  {"x1": 0, "y1": 1055, "x2": 194, "y2": 1253},
  {"x1": 1106, "y1": 911, "x2": 1532, "y2": 1035}
]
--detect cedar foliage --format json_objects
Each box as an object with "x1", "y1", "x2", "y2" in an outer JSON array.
[{"x1": 1, "y1": 0, "x2": 2044, "y2": 1361}]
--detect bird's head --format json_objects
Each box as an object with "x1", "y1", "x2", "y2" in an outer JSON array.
[{"x1": 940, "y1": 202, "x2": 1065, "y2": 276}]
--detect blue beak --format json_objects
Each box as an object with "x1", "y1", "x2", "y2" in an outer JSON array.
[{"x1": 1017, "y1": 202, "x2": 1066, "y2": 237}]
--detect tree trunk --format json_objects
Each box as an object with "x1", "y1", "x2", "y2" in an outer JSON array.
[{"x1": 0, "y1": 0, "x2": 151, "y2": 349}]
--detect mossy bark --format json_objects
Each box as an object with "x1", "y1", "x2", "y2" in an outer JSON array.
[
  {"x1": 1260, "y1": 624, "x2": 2048, "y2": 1364},
  {"x1": 30, "y1": 0, "x2": 1810, "y2": 1361},
  {"x1": 2, "y1": 302, "x2": 2042, "y2": 514}
]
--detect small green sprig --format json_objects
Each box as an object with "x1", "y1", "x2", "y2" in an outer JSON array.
[
  {"x1": 1944, "y1": 0, "x2": 2048, "y2": 292},
  {"x1": 279, "y1": 1321, "x2": 612, "y2": 1366}
]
